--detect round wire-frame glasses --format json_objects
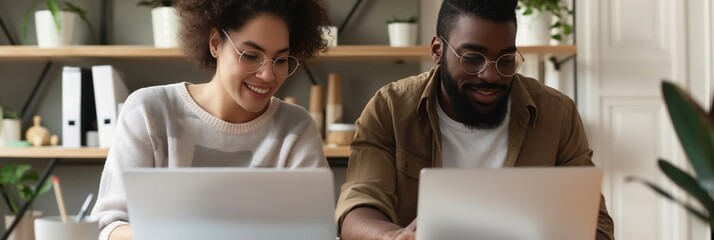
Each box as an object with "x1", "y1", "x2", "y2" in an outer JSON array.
[
  {"x1": 439, "y1": 36, "x2": 524, "y2": 77},
  {"x1": 220, "y1": 29, "x2": 301, "y2": 78}
]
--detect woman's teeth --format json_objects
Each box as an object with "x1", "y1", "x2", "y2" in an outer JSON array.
[
  {"x1": 245, "y1": 83, "x2": 270, "y2": 94},
  {"x1": 477, "y1": 90, "x2": 496, "y2": 95}
]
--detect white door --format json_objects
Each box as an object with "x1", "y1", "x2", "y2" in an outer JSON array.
[{"x1": 578, "y1": 0, "x2": 714, "y2": 239}]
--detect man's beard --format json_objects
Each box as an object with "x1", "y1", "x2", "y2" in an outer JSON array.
[{"x1": 440, "y1": 56, "x2": 510, "y2": 130}]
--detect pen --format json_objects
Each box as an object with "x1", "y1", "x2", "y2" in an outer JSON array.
[
  {"x1": 52, "y1": 176, "x2": 68, "y2": 223},
  {"x1": 75, "y1": 193, "x2": 94, "y2": 223}
]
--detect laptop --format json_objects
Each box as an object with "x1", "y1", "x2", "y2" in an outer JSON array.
[
  {"x1": 123, "y1": 168, "x2": 336, "y2": 240},
  {"x1": 416, "y1": 167, "x2": 603, "y2": 240}
]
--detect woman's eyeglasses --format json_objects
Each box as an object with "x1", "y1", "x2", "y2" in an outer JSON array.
[{"x1": 221, "y1": 29, "x2": 300, "y2": 78}]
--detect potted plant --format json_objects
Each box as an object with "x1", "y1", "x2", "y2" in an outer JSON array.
[
  {"x1": 627, "y1": 81, "x2": 714, "y2": 239},
  {"x1": 386, "y1": 15, "x2": 418, "y2": 47},
  {"x1": 516, "y1": 0, "x2": 573, "y2": 46},
  {"x1": 0, "y1": 164, "x2": 52, "y2": 240},
  {"x1": 138, "y1": 0, "x2": 179, "y2": 48},
  {"x1": 0, "y1": 107, "x2": 22, "y2": 147},
  {"x1": 22, "y1": 0, "x2": 94, "y2": 48}
]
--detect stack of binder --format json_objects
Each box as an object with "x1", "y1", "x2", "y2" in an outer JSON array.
[{"x1": 62, "y1": 65, "x2": 129, "y2": 148}]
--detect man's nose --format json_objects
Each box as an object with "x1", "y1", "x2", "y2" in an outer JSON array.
[{"x1": 478, "y1": 61, "x2": 501, "y2": 83}]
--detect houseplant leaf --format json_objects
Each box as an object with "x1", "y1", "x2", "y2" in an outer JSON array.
[
  {"x1": 21, "y1": 0, "x2": 43, "y2": 44},
  {"x1": 658, "y1": 159, "x2": 714, "y2": 217},
  {"x1": 662, "y1": 81, "x2": 714, "y2": 190},
  {"x1": 626, "y1": 176, "x2": 709, "y2": 222},
  {"x1": 12, "y1": 165, "x2": 31, "y2": 185},
  {"x1": 46, "y1": 0, "x2": 62, "y2": 32}
]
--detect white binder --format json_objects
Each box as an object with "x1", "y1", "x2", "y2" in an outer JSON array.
[
  {"x1": 91, "y1": 65, "x2": 129, "y2": 148},
  {"x1": 61, "y1": 66, "x2": 96, "y2": 148}
]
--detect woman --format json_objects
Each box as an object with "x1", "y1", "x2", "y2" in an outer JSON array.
[{"x1": 91, "y1": 1, "x2": 331, "y2": 239}]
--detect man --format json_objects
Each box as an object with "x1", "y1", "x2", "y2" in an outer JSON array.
[{"x1": 335, "y1": 0, "x2": 615, "y2": 239}]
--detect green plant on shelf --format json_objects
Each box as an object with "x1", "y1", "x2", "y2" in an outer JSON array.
[
  {"x1": 386, "y1": 15, "x2": 418, "y2": 24},
  {"x1": 517, "y1": 0, "x2": 573, "y2": 41},
  {"x1": 21, "y1": 0, "x2": 95, "y2": 44},
  {"x1": 137, "y1": 0, "x2": 174, "y2": 8},
  {"x1": 0, "y1": 164, "x2": 52, "y2": 215}
]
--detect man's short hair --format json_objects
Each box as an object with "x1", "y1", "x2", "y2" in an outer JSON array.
[{"x1": 436, "y1": 0, "x2": 518, "y2": 40}]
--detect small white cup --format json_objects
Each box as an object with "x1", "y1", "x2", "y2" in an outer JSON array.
[
  {"x1": 34, "y1": 216, "x2": 99, "y2": 240},
  {"x1": 85, "y1": 131, "x2": 99, "y2": 147}
]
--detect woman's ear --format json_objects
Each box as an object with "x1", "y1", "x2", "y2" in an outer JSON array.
[
  {"x1": 431, "y1": 36, "x2": 442, "y2": 64},
  {"x1": 209, "y1": 28, "x2": 222, "y2": 58}
]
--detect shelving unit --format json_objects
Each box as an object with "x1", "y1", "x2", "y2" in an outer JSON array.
[
  {"x1": 0, "y1": 44, "x2": 574, "y2": 160},
  {"x1": 0, "y1": 45, "x2": 576, "y2": 60}
]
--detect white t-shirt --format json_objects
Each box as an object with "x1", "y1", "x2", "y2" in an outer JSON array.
[{"x1": 437, "y1": 99, "x2": 510, "y2": 168}]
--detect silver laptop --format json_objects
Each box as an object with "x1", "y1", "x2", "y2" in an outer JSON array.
[
  {"x1": 123, "y1": 168, "x2": 336, "y2": 240},
  {"x1": 416, "y1": 167, "x2": 603, "y2": 240}
]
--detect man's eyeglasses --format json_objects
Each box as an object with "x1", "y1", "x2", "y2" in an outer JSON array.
[
  {"x1": 439, "y1": 36, "x2": 524, "y2": 77},
  {"x1": 221, "y1": 29, "x2": 300, "y2": 78}
]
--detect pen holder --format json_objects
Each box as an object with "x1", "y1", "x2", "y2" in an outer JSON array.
[{"x1": 34, "y1": 216, "x2": 98, "y2": 240}]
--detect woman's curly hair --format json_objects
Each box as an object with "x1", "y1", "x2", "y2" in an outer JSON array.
[{"x1": 175, "y1": 0, "x2": 330, "y2": 71}]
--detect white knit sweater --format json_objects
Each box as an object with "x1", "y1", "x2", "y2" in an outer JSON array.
[{"x1": 90, "y1": 83, "x2": 328, "y2": 240}]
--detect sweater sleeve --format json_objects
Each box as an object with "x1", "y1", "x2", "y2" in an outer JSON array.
[{"x1": 90, "y1": 93, "x2": 157, "y2": 240}]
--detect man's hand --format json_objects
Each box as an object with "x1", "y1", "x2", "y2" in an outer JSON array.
[
  {"x1": 341, "y1": 207, "x2": 416, "y2": 240},
  {"x1": 382, "y1": 219, "x2": 416, "y2": 240}
]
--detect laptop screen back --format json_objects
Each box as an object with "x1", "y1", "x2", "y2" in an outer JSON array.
[
  {"x1": 416, "y1": 167, "x2": 603, "y2": 240},
  {"x1": 123, "y1": 168, "x2": 336, "y2": 240}
]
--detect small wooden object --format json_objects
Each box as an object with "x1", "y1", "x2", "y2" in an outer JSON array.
[
  {"x1": 309, "y1": 85, "x2": 324, "y2": 137},
  {"x1": 325, "y1": 73, "x2": 343, "y2": 134},
  {"x1": 26, "y1": 115, "x2": 50, "y2": 147},
  {"x1": 283, "y1": 96, "x2": 299, "y2": 105},
  {"x1": 50, "y1": 135, "x2": 59, "y2": 146}
]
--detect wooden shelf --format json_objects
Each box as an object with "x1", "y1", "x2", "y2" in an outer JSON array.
[
  {"x1": 0, "y1": 147, "x2": 109, "y2": 159},
  {"x1": 0, "y1": 45, "x2": 576, "y2": 60},
  {"x1": 323, "y1": 145, "x2": 350, "y2": 158},
  {"x1": 0, "y1": 145, "x2": 350, "y2": 160}
]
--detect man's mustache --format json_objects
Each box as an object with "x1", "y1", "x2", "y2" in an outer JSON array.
[{"x1": 464, "y1": 82, "x2": 509, "y2": 91}]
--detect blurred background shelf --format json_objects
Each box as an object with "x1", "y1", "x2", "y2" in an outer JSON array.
[
  {"x1": 0, "y1": 144, "x2": 351, "y2": 159},
  {"x1": 0, "y1": 45, "x2": 577, "y2": 61}
]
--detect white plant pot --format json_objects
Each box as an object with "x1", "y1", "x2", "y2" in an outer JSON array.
[
  {"x1": 515, "y1": 11, "x2": 552, "y2": 46},
  {"x1": 0, "y1": 119, "x2": 22, "y2": 146},
  {"x1": 35, "y1": 10, "x2": 75, "y2": 48},
  {"x1": 151, "y1": 7, "x2": 179, "y2": 48},
  {"x1": 387, "y1": 23, "x2": 417, "y2": 47},
  {"x1": 5, "y1": 211, "x2": 43, "y2": 240},
  {"x1": 321, "y1": 26, "x2": 338, "y2": 47}
]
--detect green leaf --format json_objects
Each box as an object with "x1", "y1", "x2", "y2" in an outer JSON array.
[
  {"x1": 46, "y1": 0, "x2": 62, "y2": 32},
  {"x1": 523, "y1": 8, "x2": 533, "y2": 16},
  {"x1": 36, "y1": 178, "x2": 52, "y2": 197},
  {"x1": 658, "y1": 159, "x2": 714, "y2": 215},
  {"x1": 21, "y1": 0, "x2": 44, "y2": 44},
  {"x1": 551, "y1": 34, "x2": 562, "y2": 41},
  {"x1": 626, "y1": 176, "x2": 709, "y2": 222},
  {"x1": 662, "y1": 81, "x2": 714, "y2": 190},
  {"x1": 562, "y1": 24, "x2": 573, "y2": 35},
  {"x1": 13, "y1": 165, "x2": 31, "y2": 184}
]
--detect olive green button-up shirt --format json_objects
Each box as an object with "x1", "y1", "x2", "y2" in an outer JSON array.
[{"x1": 335, "y1": 67, "x2": 615, "y2": 239}]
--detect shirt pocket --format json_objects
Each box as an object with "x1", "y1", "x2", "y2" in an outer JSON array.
[{"x1": 395, "y1": 149, "x2": 429, "y2": 180}]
